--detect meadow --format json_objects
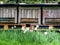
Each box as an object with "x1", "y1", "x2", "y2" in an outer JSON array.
[{"x1": 0, "y1": 30, "x2": 60, "y2": 45}]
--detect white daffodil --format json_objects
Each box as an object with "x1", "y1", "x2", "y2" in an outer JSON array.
[
  {"x1": 34, "y1": 27, "x2": 38, "y2": 30},
  {"x1": 36, "y1": 25, "x2": 39, "y2": 28},
  {"x1": 11, "y1": 27, "x2": 14, "y2": 29},
  {"x1": 22, "y1": 26, "x2": 25, "y2": 30},
  {"x1": 44, "y1": 32, "x2": 48, "y2": 35},
  {"x1": 23, "y1": 30, "x2": 27, "y2": 33},
  {"x1": 14, "y1": 25, "x2": 16, "y2": 28},
  {"x1": 23, "y1": 27, "x2": 30, "y2": 33},
  {"x1": 34, "y1": 25, "x2": 39, "y2": 30},
  {"x1": 26, "y1": 27, "x2": 30, "y2": 30}
]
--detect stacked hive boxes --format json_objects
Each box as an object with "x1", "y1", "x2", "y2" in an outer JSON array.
[
  {"x1": 43, "y1": 7, "x2": 60, "y2": 24},
  {"x1": 0, "y1": 7, "x2": 17, "y2": 23}
]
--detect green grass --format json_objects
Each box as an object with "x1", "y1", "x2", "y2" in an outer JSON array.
[{"x1": 0, "y1": 30, "x2": 60, "y2": 45}]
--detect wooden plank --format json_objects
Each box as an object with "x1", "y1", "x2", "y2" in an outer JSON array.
[
  {"x1": 20, "y1": 18, "x2": 38, "y2": 23},
  {"x1": 49, "y1": 25, "x2": 53, "y2": 30},
  {"x1": 0, "y1": 17, "x2": 15, "y2": 24},
  {"x1": 45, "y1": 18, "x2": 60, "y2": 25},
  {"x1": 30, "y1": 25, "x2": 34, "y2": 30},
  {"x1": 4, "y1": 24, "x2": 8, "y2": 30}
]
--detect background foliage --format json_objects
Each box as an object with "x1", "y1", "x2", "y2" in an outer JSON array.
[{"x1": 0, "y1": 0, "x2": 59, "y2": 4}]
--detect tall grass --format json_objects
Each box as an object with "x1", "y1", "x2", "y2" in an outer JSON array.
[{"x1": 0, "y1": 30, "x2": 60, "y2": 45}]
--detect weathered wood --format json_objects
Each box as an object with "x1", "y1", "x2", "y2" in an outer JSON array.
[
  {"x1": 0, "y1": 17, "x2": 15, "y2": 24},
  {"x1": 30, "y1": 25, "x2": 34, "y2": 30},
  {"x1": 49, "y1": 25, "x2": 53, "y2": 30},
  {"x1": 45, "y1": 18, "x2": 60, "y2": 25},
  {"x1": 20, "y1": 18, "x2": 38, "y2": 23},
  {"x1": 19, "y1": 7, "x2": 41, "y2": 24},
  {"x1": 4, "y1": 24, "x2": 8, "y2": 30},
  {"x1": 0, "y1": 7, "x2": 17, "y2": 23}
]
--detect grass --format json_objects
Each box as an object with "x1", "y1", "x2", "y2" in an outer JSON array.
[{"x1": 0, "y1": 30, "x2": 60, "y2": 45}]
